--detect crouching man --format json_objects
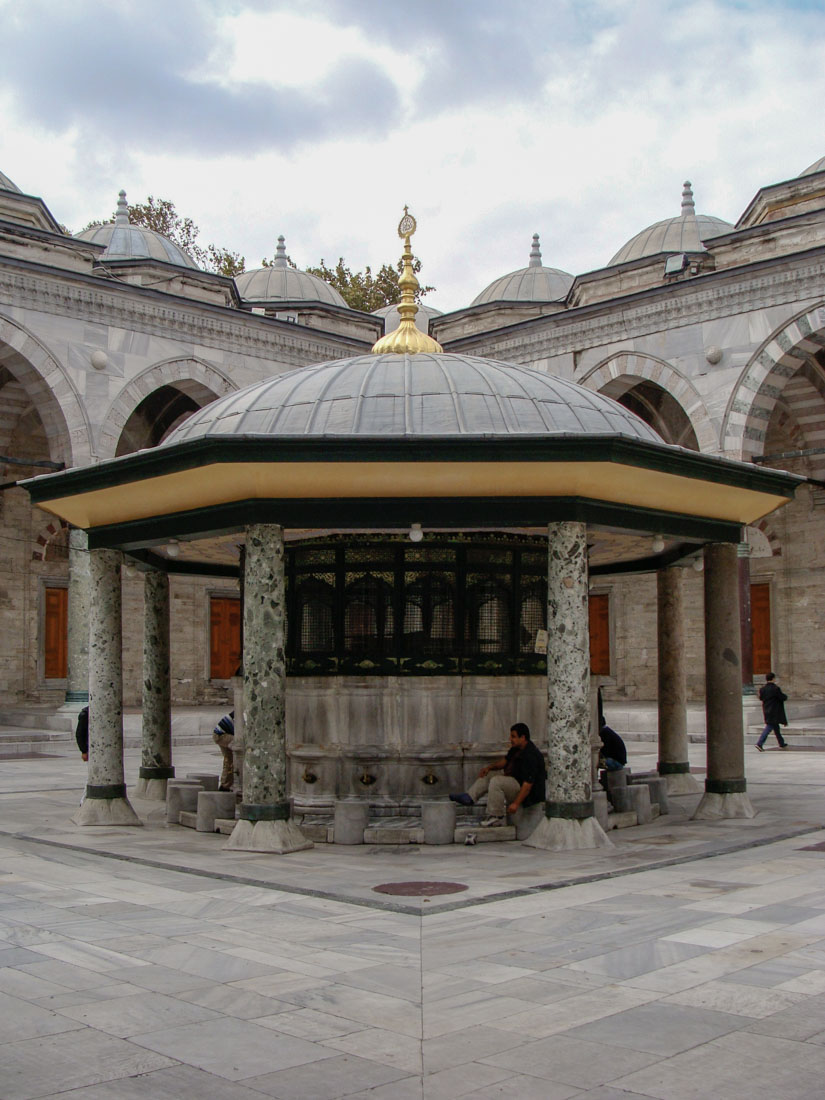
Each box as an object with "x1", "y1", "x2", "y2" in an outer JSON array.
[{"x1": 451, "y1": 723, "x2": 546, "y2": 827}]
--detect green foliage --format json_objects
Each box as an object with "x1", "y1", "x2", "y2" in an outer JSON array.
[
  {"x1": 297, "y1": 256, "x2": 434, "y2": 312},
  {"x1": 83, "y1": 196, "x2": 245, "y2": 276}
]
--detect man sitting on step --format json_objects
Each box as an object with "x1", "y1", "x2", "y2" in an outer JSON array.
[{"x1": 450, "y1": 723, "x2": 546, "y2": 827}]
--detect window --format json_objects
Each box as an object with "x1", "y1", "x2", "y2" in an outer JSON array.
[
  {"x1": 751, "y1": 582, "x2": 772, "y2": 675},
  {"x1": 210, "y1": 596, "x2": 241, "y2": 679},
  {"x1": 43, "y1": 585, "x2": 68, "y2": 679},
  {"x1": 589, "y1": 592, "x2": 610, "y2": 676}
]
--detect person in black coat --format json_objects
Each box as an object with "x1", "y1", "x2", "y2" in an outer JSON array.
[
  {"x1": 756, "y1": 672, "x2": 788, "y2": 750},
  {"x1": 75, "y1": 705, "x2": 89, "y2": 762}
]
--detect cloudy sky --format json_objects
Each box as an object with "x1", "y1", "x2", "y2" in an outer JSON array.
[{"x1": 1, "y1": 0, "x2": 823, "y2": 311}]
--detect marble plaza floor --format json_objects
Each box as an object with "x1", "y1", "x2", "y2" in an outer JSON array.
[{"x1": 1, "y1": 736, "x2": 824, "y2": 1098}]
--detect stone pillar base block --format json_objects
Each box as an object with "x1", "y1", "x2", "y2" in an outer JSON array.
[
  {"x1": 197, "y1": 791, "x2": 237, "y2": 832},
  {"x1": 72, "y1": 797, "x2": 142, "y2": 827},
  {"x1": 421, "y1": 801, "x2": 456, "y2": 844},
  {"x1": 523, "y1": 815, "x2": 612, "y2": 850},
  {"x1": 334, "y1": 800, "x2": 370, "y2": 845},
  {"x1": 135, "y1": 777, "x2": 169, "y2": 801},
  {"x1": 692, "y1": 791, "x2": 756, "y2": 820},
  {"x1": 224, "y1": 818, "x2": 313, "y2": 853},
  {"x1": 513, "y1": 802, "x2": 544, "y2": 840},
  {"x1": 187, "y1": 773, "x2": 220, "y2": 791},
  {"x1": 664, "y1": 772, "x2": 702, "y2": 795}
]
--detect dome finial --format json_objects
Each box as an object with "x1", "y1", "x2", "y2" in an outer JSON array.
[
  {"x1": 273, "y1": 235, "x2": 288, "y2": 268},
  {"x1": 681, "y1": 181, "x2": 695, "y2": 215},
  {"x1": 529, "y1": 233, "x2": 542, "y2": 267},
  {"x1": 115, "y1": 189, "x2": 130, "y2": 226},
  {"x1": 372, "y1": 207, "x2": 443, "y2": 355}
]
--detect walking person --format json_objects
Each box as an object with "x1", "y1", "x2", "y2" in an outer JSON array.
[{"x1": 756, "y1": 672, "x2": 789, "y2": 751}]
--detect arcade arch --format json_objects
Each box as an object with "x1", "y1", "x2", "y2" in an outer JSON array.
[{"x1": 580, "y1": 352, "x2": 713, "y2": 451}]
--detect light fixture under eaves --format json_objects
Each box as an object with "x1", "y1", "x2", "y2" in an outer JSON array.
[
  {"x1": 166, "y1": 539, "x2": 180, "y2": 558},
  {"x1": 408, "y1": 523, "x2": 423, "y2": 543},
  {"x1": 651, "y1": 536, "x2": 665, "y2": 554}
]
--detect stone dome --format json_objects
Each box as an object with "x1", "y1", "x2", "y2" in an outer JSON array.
[
  {"x1": 373, "y1": 301, "x2": 442, "y2": 334},
  {"x1": 609, "y1": 182, "x2": 733, "y2": 266},
  {"x1": 800, "y1": 155, "x2": 825, "y2": 176},
  {"x1": 472, "y1": 235, "x2": 574, "y2": 305},
  {"x1": 76, "y1": 191, "x2": 199, "y2": 268},
  {"x1": 0, "y1": 170, "x2": 21, "y2": 194},
  {"x1": 165, "y1": 351, "x2": 663, "y2": 444},
  {"x1": 235, "y1": 236, "x2": 348, "y2": 308}
]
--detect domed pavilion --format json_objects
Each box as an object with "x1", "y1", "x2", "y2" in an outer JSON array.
[
  {"x1": 609, "y1": 182, "x2": 733, "y2": 265},
  {"x1": 25, "y1": 210, "x2": 800, "y2": 854}
]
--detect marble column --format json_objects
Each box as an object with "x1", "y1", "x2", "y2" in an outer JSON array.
[
  {"x1": 63, "y1": 527, "x2": 90, "y2": 707},
  {"x1": 73, "y1": 548, "x2": 141, "y2": 826},
  {"x1": 225, "y1": 524, "x2": 311, "y2": 853},
  {"x1": 694, "y1": 541, "x2": 755, "y2": 820},
  {"x1": 525, "y1": 521, "x2": 610, "y2": 850},
  {"x1": 657, "y1": 566, "x2": 701, "y2": 794},
  {"x1": 135, "y1": 568, "x2": 174, "y2": 800}
]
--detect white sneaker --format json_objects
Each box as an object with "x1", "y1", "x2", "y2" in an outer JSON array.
[{"x1": 480, "y1": 815, "x2": 505, "y2": 827}]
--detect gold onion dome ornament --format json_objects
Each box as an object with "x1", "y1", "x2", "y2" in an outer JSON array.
[{"x1": 371, "y1": 208, "x2": 443, "y2": 355}]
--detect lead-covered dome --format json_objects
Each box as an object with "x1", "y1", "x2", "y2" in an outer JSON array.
[
  {"x1": 800, "y1": 155, "x2": 825, "y2": 176},
  {"x1": 609, "y1": 182, "x2": 732, "y2": 266},
  {"x1": 0, "y1": 170, "x2": 21, "y2": 193},
  {"x1": 235, "y1": 236, "x2": 348, "y2": 308},
  {"x1": 165, "y1": 352, "x2": 663, "y2": 443},
  {"x1": 76, "y1": 191, "x2": 199, "y2": 268},
  {"x1": 472, "y1": 235, "x2": 573, "y2": 306}
]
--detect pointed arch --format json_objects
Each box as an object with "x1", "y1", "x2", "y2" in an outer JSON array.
[{"x1": 579, "y1": 351, "x2": 717, "y2": 452}]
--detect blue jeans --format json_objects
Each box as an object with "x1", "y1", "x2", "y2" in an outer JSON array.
[{"x1": 757, "y1": 722, "x2": 786, "y2": 748}]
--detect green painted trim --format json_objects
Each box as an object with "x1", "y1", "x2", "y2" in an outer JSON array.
[
  {"x1": 24, "y1": 432, "x2": 801, "y2": 504},
  {"x1": 545, "y1": 800, "x2": 595, "y2": 820},
  {"x1": 64, "y1": 690, "x2": 89, "y2": 704},
  {"x1": 658, "y1": 761, "x2": 691, "y2": 775},
  {"x1": 86, "y1": 496, "x2": 743, "y2": 552},
  {"x1": 240, "y1": 802, "x2": 290, "y2": 822},
  {"x1": 705, "y1": 778, "x2": 747, "y2": 794},
  {"x1": 85, "y1": 783, "x2": 127, "y2": 799},
  {"x1": 138, "y1": 766, "x2": 175, "y2": 780}
]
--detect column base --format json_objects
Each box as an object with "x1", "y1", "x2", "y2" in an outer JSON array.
[
  {"x1": 692, "y1": 791, "x2": 756, "y2": 820},
  {"x1": 72, "y1": 796, "x2": 142, "y2": 827},
  {"x1": 135, "y1": 777, "x2": 169, "y2": 801},
  {"x1": 663, "y1": 772, "x2": 702, "y2": 795},
  {"x1": 224, "y1": 818, "x2": 313, "y2": 853},
  {"x1": 523, "y1": 815, "x2": 612, "y2": 850}
]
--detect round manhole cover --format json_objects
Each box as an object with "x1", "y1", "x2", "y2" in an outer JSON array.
[{"x1": 373, "y1": 880, "x2": 468, "y2": 897}]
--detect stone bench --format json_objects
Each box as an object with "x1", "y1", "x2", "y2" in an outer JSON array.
[{"x1": 196, "y1": 790, "x2": 236, "y2": 832}]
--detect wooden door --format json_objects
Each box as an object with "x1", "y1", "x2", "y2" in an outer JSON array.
[
  {"x1": 751, "y1": 582, "x2": 772, "y2": 675},
  {"x1": 589, "y1": 593, "x2": 610, "y2": 675},
  {"x1": 44, "y1": 586, "x2": 68, "y2": 679},
  {"x1": 210, "y1": 596, "x2": 241, "y2": 679}
]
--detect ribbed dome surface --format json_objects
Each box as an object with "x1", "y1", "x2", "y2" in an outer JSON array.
[
  {"x1": 76, "y1": 191, "x2": 198, "y2": 268},
  {"x1": 609, "y1": 182, "x2": 732, "y2": 265},
  {"x1": 0, "y1": 170, "x2": 21, "y2": 193},
  {"x1": 373, "y1": 302, "x2": 442, "y2": 333},
  {"x1": 235, "y1": 236, "x2": 347, "y2": 307},
  {"x1": 165, "y1": 352, "x2": 663, "y2": 443},
  {"x1": 800, "y1": 155, "x2": 825, "y2": 176},
  {"x1": 235, "y1": 265, "x2": 347, "y2": 307},
  {"x1": 472, "y1": 234, "x2": 573, "y2": 305}
]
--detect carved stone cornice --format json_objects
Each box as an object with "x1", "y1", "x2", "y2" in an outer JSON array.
[
  {"x1": 0, "y1": 261, "x2": 370, "y2": 366},
  {"x1": 449, "y1": 253, "x2": 825, "y2": 362}
]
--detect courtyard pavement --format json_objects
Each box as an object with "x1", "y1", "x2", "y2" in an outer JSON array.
[{"x1": 1, "y1": 734, "x2": 824, "y2": 1098}]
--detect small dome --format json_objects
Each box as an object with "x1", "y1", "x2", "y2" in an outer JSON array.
[
  {"x1": 472, "y1": 235, "x2": 573, "y2": 306},
  {"x1": 373, "y1": 301, "x2": 442, "y2": 334},
  {"x1": 164, "y1": 352, "x2": 663, "y2": 444},
  {"x1": 800, "y1": 155, "x2": 825, "y2": 177},
  {"x1": 609, "y1": 182, "x2": 733, "y2": 266},
  {"x1": 0, "y1": 170, "x2": 21, "y2": 194},
  {"x1": 235, "y1": 237, "x2": 348, "y2": 308},
  {"x1": 76, "y1": 191, "x2": 199, "y2": 268}
]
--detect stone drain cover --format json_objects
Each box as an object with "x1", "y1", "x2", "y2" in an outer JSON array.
[{"x1": 373, "y1": 881, "x2": 468, "y2": 897}]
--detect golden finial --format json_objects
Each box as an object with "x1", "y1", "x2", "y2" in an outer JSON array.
[{"x1": 371, "y1": 207, "x2": 443, "y2": 355}]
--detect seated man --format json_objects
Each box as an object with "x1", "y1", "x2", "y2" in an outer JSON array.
[
  {"x1": 450, "y1": 723, "x2": 546, "y2": 827},
  {"x1": 598, "y1": 718, "x2": 627, "y2": 773},
  {"x1": 212, "y1": 711, "x2": 235, "y2": 792}
]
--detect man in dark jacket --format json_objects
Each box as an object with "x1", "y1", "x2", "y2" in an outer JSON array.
[
  {"x1": 75, "y1": 705, "x2": 89, "y2": 762},
  {"x1": 450, "y1": 723, "x2": 546, "y2": 827},
  {"x1": 756, "y1": 672, "x2": 788, "y2": 750},
  {"x1": 599, "y1": 719, "x2": 627, "y2": 771}
]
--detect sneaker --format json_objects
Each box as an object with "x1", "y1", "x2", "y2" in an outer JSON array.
[
  {"x1": 449, "y1": 793, "x2": 474, "y2": 806},
  {"x1": 755, "y1": 744, "x2": 765, "y2": 752},
  {"x1": 779, "y1": 743, "x2": 789, "y2": 750},
  {"x1": 480, "y1": 815, "x2": 505, "y2": 827}
]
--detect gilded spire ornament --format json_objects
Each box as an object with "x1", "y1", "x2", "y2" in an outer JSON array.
[{"x1": 371, "y1": 207, "x2": 443, "y2": 354}]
